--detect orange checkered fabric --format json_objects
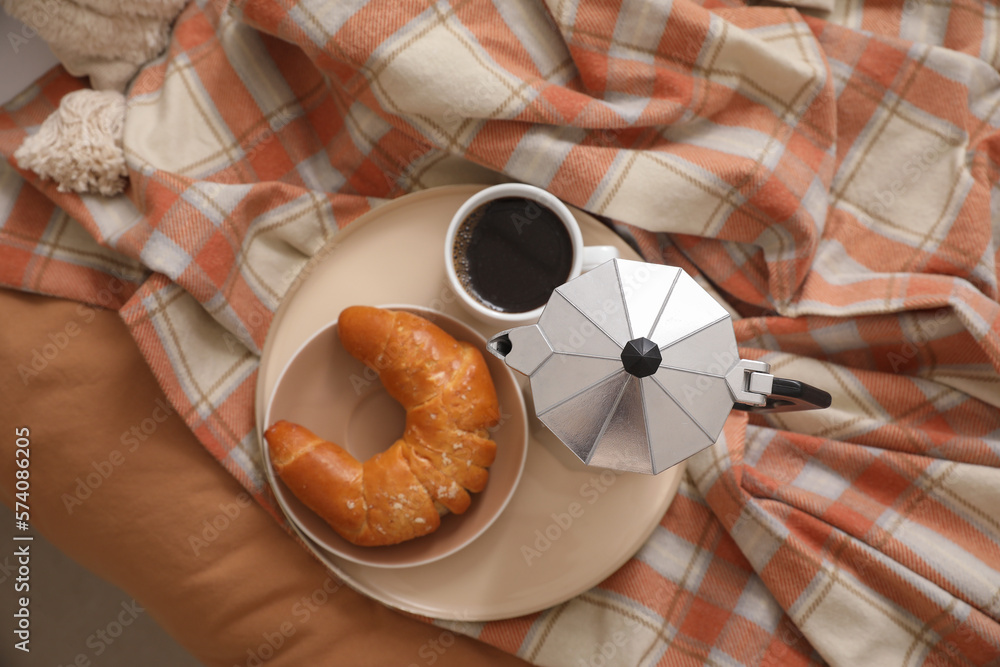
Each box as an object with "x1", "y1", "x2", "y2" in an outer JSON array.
[{"x1": 1, "y1": 0, "x2": 998, "y2": 664}]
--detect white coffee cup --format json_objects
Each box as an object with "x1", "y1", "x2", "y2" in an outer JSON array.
[{"x1": 444, "y1": 184, "x2": 619, "y2": 327}]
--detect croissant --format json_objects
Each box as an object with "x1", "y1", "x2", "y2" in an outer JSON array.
[{"x1": 265, "y1": 306, "x2": 500, "y2": 547}]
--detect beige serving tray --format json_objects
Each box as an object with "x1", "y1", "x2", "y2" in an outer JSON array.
[{"x1": 255, "y1": 184, "x2": 684, "y2": 621}]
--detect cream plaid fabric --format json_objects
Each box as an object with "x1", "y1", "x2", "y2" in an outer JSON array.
[{"x1": 2, "y1": 0, "x2": 998, "y2": 664}]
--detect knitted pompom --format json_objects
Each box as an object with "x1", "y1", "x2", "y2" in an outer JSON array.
[{"x1": 14, "y1": 89, "x2": 128, "y2": 196}]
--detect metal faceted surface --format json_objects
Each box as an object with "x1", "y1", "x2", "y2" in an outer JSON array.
[{"x1": 504, "y1": 259, "x2": 742, "y2": 474}]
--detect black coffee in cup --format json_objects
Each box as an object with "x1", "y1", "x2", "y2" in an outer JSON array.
[{"x1": 451, "y1": 197, "x2": 574, "y2": 313}]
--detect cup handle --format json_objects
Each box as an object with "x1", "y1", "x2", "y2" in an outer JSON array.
[{"x1": 581, "y1": 245, "x2": 620, "y2": 272}]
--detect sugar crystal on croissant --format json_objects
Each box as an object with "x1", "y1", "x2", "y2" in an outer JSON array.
[{"x1": 265, "y1": 306, "x2": 500, "y2": 546}]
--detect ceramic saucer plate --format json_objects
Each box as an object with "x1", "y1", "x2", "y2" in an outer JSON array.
[
  {"x1": 255, "y1": 185, "x2": 684, "y2": 621},
  {"x1": 262, "y1": 305, "x2": 529, "y2": 568}
]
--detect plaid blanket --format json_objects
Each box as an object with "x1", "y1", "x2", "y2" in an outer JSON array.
[{"x1": 3, "y1": 0, "x2": 1000, "y2": 664}]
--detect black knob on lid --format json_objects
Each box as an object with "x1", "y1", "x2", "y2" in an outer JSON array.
[{"x1": 621, "y1": 337, "x2": 661, "y2": 378}]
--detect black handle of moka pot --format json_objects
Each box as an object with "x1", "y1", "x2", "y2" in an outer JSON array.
[{"x1": 732, "y1": 377, "x2": 832, "y2": 413}]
